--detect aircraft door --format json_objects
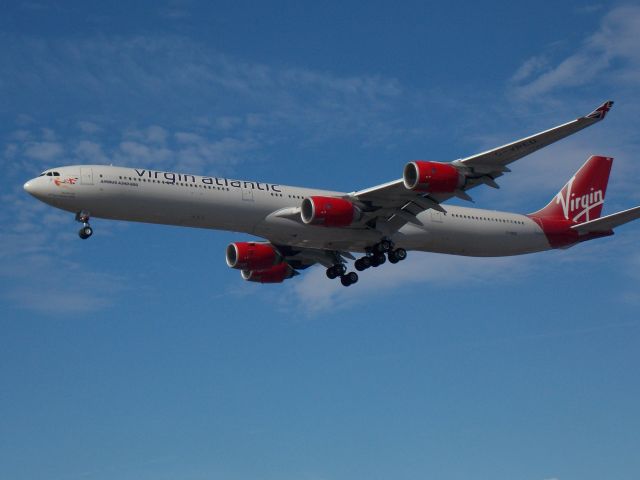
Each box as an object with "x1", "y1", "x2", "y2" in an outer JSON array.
[
  {"x1": 80, "y1": 167, "x2": 94, "y2": 185},
  {"x1": 242, "y1": 188, "x2": 254, "y2": 202}
]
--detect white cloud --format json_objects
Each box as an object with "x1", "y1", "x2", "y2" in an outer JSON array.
[
  {"x1": 115, "y1": 140, "x2": 172, "y2": 167},
  {"x1": 158, "y1": 6, "x2": 191, "y2": 19},
  {"x1": 214, "y1": 116, "x2": 242, "y2": 131},
  {"x1": 41, "y1": 127, "x2": 56, "y2": 141},
  {"x1": 174, "y1": 136, "x2": 257, "y2": 173},
  {"x1": 1, "y1": 35, "x2": 417, "y2": 148},
  {"x1": 576, "y1": 4, "x2": 603, "y2": 14},
  {"x1": 74, "y1": 140, "x2": 109, "y2": 163},
  {"x1": 11, "y1": 129, "x2": 33, "y2": 141},
  {"x1": 77, "y1": 120, "x2": 101, "y2": 134},
  {"x1": 3, "y1": 267, "x2": 127, "y2": 314},
  {"x1": 16, "y1": 113, "x2": 34, "y2": 125},
  {"x1": 510, "y1": 55, "x2": 548, "y2": 83},
  {"x1": 174, "y1": 131, "x2": 202, "y2": 144},
  {"x1": 4, "y1": 143, "x2": 18, "y2": 159},
  {"x1": 124, "y1": 125, "x2": 169, "y2": 145},
  {"x1": 6, "y1": 121, "x2": 259, "y2": 177},
  {"x1": 0, "y1": 184, "x2": 129, "y2": 313},
  {"x1": 511, "y1": 5, "x2": 640, "y2": 99},
  {"x1": 23, "y1": 141, "x2": 64, "y2": 161}
]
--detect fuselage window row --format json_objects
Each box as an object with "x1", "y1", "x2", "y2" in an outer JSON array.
[{"x1": 451, "y1": 213, "x2": 523, "y2": 225}]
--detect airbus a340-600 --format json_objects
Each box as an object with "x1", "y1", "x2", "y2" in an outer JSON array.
[{"x1": 23, "y1": 101, "x2": 640, "y2": 286}]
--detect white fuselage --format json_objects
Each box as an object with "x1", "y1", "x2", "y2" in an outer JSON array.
[{"x1": 24, "y1": 165, "x2": 553, "y2": 256}]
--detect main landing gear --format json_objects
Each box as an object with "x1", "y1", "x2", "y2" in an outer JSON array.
[
  {"x1": 354, "y1": 239, "x2": 407, "y2": 271},
  {"x1": 325, "y1": 239, "x2": 407, "y2": 287},
  {"x1": 326, "y1": 263, "x2": 359, "y2": 287},
  {"x1": 75, "y1": 210, "x2": 93, "y2": 240}
]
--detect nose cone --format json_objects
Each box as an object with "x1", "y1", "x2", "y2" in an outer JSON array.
[{"x1": 24, "y1": 178, "x2": 42, "y2": 198}]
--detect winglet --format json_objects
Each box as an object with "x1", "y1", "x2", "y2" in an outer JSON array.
[{"x1": 586, "y1": 100, "x2": 614, "y2": 120}]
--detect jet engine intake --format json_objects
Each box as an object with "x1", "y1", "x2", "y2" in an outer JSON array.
[
  {"x1": 226, "y1": 242, "x2": 281, "y2": 270},
  {"x1": 403, "y1": 161, "x2": 464, "y2": 193},
  {"x1": 301, "y1": 196, "x2": 361, "y2": 227}
]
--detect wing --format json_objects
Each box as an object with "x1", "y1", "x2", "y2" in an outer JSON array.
[
  {"x1": 273, "y1": 243, "x2": 355, "y2": 270},
  {"x1": 350, "y1": 101, "x2": 614, "y2": 233},
  {"x1": 455, "y1": 100, "x2": 614, "y2": 171}
]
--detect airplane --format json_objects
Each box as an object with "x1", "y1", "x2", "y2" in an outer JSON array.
[{"x1": 23, "y1": 100, "x2": 640, "y2": 287}]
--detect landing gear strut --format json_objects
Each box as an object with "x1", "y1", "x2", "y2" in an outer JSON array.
[{"x1": 75, "y1": 210, "x2": 93, "y2": 240}]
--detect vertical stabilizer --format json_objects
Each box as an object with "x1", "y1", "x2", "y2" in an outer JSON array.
[{"x1": 530, "y1": 156, "x2": 613, "y2": 224}]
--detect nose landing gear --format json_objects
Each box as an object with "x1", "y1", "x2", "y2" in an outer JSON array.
[{"x1": 75, "y1": 210, "x2": 93, "y2": 239}]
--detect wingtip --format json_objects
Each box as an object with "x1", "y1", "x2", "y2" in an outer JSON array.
[{"x1": 586, "y1": 100, "x2": 614, "y2": 119}]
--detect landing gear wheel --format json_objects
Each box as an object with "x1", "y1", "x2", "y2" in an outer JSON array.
[
  {"x1": 327, "y1": 263, "x2": 347, "y2": 279},
  {"x1": 394, "y1": 248, "x2": 407, "y2": 261},
  {"x1": 379, "y1": 239, "x2": 393, "y2": 252},
  {"x1": 75, "y1": 210, "x2": 93, "y2": 240},
  {"x1": 388, "y1": 251, "x2": 399, "y2": 263},
  {"x1": 326, "y1": 266, "x2": 339, "y2": 279},
  {"x1": 355, "y1": 257, "x2": 371, "y2": 271},
  {"x1": 340, "y1": 272, "x2": 359, "y2": 286},
  {"x1": 78, "y1": 225, "x2": 93, "y2": 240},
  {"x1": 371, "y1": 253, "x2": 386, "y2": 266}
]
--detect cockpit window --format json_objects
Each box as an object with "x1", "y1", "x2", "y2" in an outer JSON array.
[{"x1": 53, "y1": 172, "x2": 60, "y2": 176}]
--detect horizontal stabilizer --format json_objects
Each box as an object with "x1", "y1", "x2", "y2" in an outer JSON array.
[{"x1": 571, "y1": 205, "x2": 640, "y2": 234}]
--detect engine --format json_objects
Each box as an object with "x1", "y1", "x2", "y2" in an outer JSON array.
[
  {"x1": 226, "y1": 242, "x2": 282, "y2": 270},
  {"x1": 403, "y1": 161, "x2": 464, "y2": 193},
  {"x1": 241, "y1": 263, "x2": 295, "y2": 283},
  {"x1": 301, "y1": 196, "x2": 362, "y2": 227}
]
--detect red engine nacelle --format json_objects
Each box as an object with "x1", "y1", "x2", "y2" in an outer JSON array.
[
  {"x1": 301, "y1": 196, "x2": 362, "y2": 227},
  {"x1": 226, "y1": 242, "x2": 282, "y2": 270},
  {"x1": 403, "y1": 161, "x2": 464, "y2": 193},
  {"x1": 241, "y1": 263, "x2": 295, "y2": 284}
]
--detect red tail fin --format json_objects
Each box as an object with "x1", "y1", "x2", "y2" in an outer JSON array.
[{"x1": 530, "y1": 156, "x2": 613, "y2": 224}]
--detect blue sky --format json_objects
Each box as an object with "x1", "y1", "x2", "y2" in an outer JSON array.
[{"x1": 2, "y1": 1, "x2": 640, "y2": 479}]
